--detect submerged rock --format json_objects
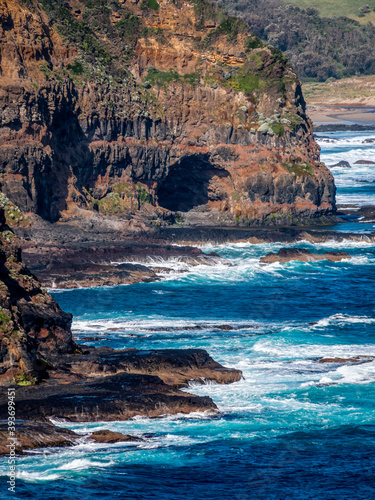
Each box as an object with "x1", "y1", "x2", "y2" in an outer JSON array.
[
  {"x1": 89, "y1": 430, "x2": 143, "y2": 444},
  {"x1": 0, "y1": 420, "x2": 145, "y2": 455},
  {"x1": 354, "y1": 160, "x2": 375, "y2": 165},
  {"x1": 260, "y1": 248, "x2": 351, "y2": 264},
  {"x1": 319, "y1": 356, "x2": 374, "y2": 364}
]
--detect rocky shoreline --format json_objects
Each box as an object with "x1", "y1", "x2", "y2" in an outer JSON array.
[
  {"x1": 1, "y1": 207, "x2": 374, "y2": 456},
  {"x1": 0, "y1": 208, "x2": 243, "y2": 455},
  {"x1": 13, "y1": 210, "x2": 375, "y2": 290},
  {"x1": 0, "y1": 347, "x2": 242, "y2": 455},
  {"x1": 0, "y1": 348, "x2": 242, "y2": 455}
]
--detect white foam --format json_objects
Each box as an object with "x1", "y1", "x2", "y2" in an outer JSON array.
[
  {"x1": 16, "y1": 471, "x2": 62, "y2": 482},
  {"x1": 314, "y1": 314, "x2": 375, "y2": 328},
  {"x1": 56, "y1": 458, "x2": 114, "y2": 471},
  {"x1": 72, "y1": 317, "x2": 262, "y2": 334},
  {"x1": 252, "y1": 338, "x2": 375, "y2": 359}
]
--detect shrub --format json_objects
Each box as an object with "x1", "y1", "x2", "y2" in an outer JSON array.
[
  {"x1": 145, "y1": 0, "x2": 160, "y2": 11},
  {"x1": 271, "y1": 123, "x2": 285, "y2": 136}
]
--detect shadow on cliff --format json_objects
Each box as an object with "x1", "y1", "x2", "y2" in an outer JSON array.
[{"x1": 157, "y1": 154, "x2": 230, "y2": 212}]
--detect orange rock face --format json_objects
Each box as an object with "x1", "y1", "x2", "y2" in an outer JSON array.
[{"x1": 0, "y1": 0, "x2": 335, "y2": 225}]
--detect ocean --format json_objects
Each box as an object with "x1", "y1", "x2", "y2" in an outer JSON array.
[{"x1": 1, "y1": 130, "x2": 375, "y2": 499}]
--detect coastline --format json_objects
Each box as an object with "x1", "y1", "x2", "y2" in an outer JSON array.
[
  {"x1": 1, "y1": 102, "x2": 375, "y2": 458},
  {"x1": 308, "y1": 104, "x2": 375, "y2": 127}
]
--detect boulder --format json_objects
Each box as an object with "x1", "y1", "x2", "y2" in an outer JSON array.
[
  {"x1": 330, "y1": 161, "x2": 351, "y2": 168},
  {"x1": 89, "y1": 430, "x2": 142, "y2": 444}
]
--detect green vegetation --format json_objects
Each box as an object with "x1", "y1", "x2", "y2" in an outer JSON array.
[
  {"x1": 144, "y1": 0, "x2": 160, "y2": 11},
  {"x1": 213, "y1": 0, "x2": 375, "y2": 81},
  {"x1": 89, "y1": 181, "x2": 151, "y2": 214},
  {"x1": 271, "y1": 123, "x2": 284, "y2": 137},
  {"x1": 0, "y1": 309, "x2": 13, "y2": 333},
  {"x1": 0, "y1": 193, "x2": 26, "y2": 226},
  {"x1": 112, "y1": 182, "x2": 131, "y2": 196},
  {"x1": 67, "y1": 60, "x2": 84, "y2": 75},
  {"x1": 286, "y1": 113, "x2": 304, "y2": 132},
  {"x1": 283, "y1": 162, "x2": 314, "y2": 178},
  {"x1": 115, "y1": 13, "x2": 140, "y2": 42},
  {"x1": 15, "y1": 373, "x2": 36, "y2": 386},
  {"x1": 145, "y1": 67, "x2": 201, "y2": 88},
  {"x1": 91, "y1": 192, "x2": 129, "y2": 214},
  {"x1": 217, "y1": 16, "x2": 246, "y2": 40},
  {"x1": 233, "y1": 73, "x2": 262, "y2": 93},
  {"x1": 245, "y1": 37, "x2": 263, "y2": 51},
  {"x1": 136, "y1": 183, "x2": 151, "y2": 205}
]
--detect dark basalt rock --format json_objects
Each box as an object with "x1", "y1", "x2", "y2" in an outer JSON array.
[
  {"x1": 0, "y1": 207, "x2": 242, "y2": 455},
  {"x1": 0, "y1": 372, "x2": 218, "y2": 423},
  {"x1": 0, "y1": 420, "x2": 78, "y2": 455},
  {"x1": 0, "y1": 348, "x2": 242, "y2": 424},
  {"x1": 314, "y1": 124, "x2": 375, "y2": 132}
]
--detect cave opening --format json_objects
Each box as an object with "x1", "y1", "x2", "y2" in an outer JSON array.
[{"x1": 157, "y1": 156, "x2": 227, "y2": 212}]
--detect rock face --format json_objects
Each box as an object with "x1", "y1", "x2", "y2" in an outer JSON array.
[
  {"x1": 260, "y1": 247, "x2": 350, "y2": 264},
  {"x1": 0, "y1": 209, "x2": 76, "y2": 385},
  {"x1": 0, "y1": 0, "x2": 336, "y2": 227}
]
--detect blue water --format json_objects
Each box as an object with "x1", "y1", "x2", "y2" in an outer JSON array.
[{"x1": 1, "y1": 131, "x2": 375, "y2": 499}]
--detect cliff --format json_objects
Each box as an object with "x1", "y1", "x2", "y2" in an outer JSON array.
[
  {"x1": 0, "y1": 0, "x2": 336, "y2": 226},
  {"x1": 0, "y1": 208, "x2": 75, "y2": 384}
]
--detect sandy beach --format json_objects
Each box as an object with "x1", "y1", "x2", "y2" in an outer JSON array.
[
  {"x1": 307, "y1": 105, "x2": 375, "y2": 125},
  {"x1": 304, "y1": 74, "x2": 375, "y2": 125}
]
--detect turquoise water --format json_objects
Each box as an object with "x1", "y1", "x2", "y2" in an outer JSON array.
[{"x1": 1, "y1": 131, "x2": 375, "y2": 499}]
